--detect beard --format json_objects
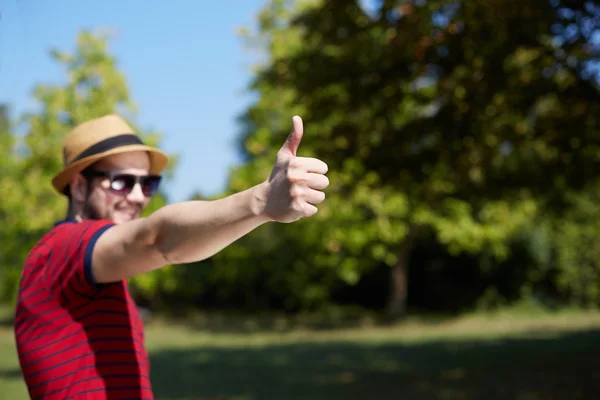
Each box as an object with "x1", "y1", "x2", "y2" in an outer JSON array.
[
  {"x1": 82, "y1": 199, "x2": 108, "y2": 220},
  {"x1": 82, "y1": 198, "x2": 143, "y2": 222},
  {"x1": 78, "y1": 182, "x2": 143, "y2": 223}
]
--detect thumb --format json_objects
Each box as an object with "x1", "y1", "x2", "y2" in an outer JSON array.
[{"x1": 280, "y1": 115, "x2": 303, "y2": 157}]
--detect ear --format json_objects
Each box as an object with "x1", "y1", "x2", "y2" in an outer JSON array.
[{"x1": 69, "y1": 173, "x2": 88, "y2": 203}]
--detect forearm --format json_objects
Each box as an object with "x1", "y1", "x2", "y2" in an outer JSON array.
[{"x1": 149, "y1": 182, "x2": 272, "y2": 264}]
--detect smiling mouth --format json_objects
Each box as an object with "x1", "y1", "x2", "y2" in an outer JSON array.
[{"x1": 119, "y1": 210, "x2": 139, "y2": 219}]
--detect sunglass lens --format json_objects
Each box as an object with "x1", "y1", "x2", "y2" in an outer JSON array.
[
  {"x1": 110, "y1": 175, "x2": 136, "y2": 195},
  {"x1": 142, "y1": 176, "x2": 161, "y2": 196}
]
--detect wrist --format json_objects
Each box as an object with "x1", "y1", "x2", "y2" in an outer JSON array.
[{"x1": 250, "y1": 181, "x2": 273, "y2": 223}]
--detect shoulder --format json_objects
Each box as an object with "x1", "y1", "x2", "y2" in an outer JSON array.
[
  {"x1": 53, "y1": 218, "x2": 114, "y2": 230},
  {"x1": 44, "y1": 219, "x2": 116, "y2": 262},
  {"x1": 52, "y1": 219, "x2": 115, "y2": 240},
  {"x1": 23, "y1": 219, "x2": 112, "y2": 260},
  {"x1": 44, "y1": 219, "x2": 119, "y2": 289}
]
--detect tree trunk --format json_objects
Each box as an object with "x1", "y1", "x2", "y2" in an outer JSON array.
[{"x1": 386, "y1": 226, "x2": 416, "y2": 320}]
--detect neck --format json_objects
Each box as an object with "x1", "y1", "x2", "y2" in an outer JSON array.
[
  {"x1": 65, "y1": 211, "x2": 83, "y2": 222},
  {"x1": 66, "y1": 202, "x2": 85, "y2": 222}
]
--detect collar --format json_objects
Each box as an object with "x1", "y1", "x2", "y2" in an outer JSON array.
[{"x1": 53, "y1": 218, "x2": 77, "y2": 227}]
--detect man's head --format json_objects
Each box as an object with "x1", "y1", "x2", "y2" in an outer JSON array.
[
  {"x1": 52, "y1": 114, "x2": 169, "y2": 224},
  {"x1": 68, "y1": 151, "x2": 159, "y2": 224}
]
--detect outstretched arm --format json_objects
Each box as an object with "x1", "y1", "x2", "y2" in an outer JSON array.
[{"x1": 91, "y1": 116, "x2": 329, "y2": 283}]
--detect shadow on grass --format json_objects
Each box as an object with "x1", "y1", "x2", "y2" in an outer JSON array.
[
  {"x1": 0, "y1": 318, "x2": 13, "y2": 328},
  {"x1": 0, "y1": 308, "x2": 14, "y2": 328},
  {"x1": 0, "y1": 368, "x2": 22, "y2": 380},
  {"x1": 149, "y1": 328, "x2": 600, "y2": 400}
]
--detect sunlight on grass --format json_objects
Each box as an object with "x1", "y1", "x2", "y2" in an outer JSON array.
[{"x1": 143, "y1": 308, "x2": 600, "y2": 348}]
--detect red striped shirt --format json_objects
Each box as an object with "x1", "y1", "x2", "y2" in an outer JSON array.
[{"x1": 14, "y1": 219, "x2": 154, "y2": 399}]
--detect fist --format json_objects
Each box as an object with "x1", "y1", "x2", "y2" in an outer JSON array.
[{"x1": 262, "y1": 116, "x2": 329, "y2": 223}]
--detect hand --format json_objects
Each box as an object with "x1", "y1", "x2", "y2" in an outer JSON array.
[{"x1": 261, "y1": 116, "x2": 329, "y2": 223}]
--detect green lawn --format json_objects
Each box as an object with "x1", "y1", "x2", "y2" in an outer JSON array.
[{"x1": 2, "y1": 309, "x2": 600, "y2": 399}]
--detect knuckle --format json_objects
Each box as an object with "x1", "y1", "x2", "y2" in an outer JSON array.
[
  {"x1": 288, "y1": 158, "x2": 302, "y2": 169},
  {"x1": 290, "y1": 185, "x2": 303, "y2": 198},
  {"x1": 286, "y1": 169, "x2": 301, "y2": 182},
  {"x1": 292, "y1": 199, "x2": 305, "y2": 213}
]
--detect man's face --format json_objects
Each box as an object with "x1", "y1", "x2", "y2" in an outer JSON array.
[{"x1": 80, "y1": 151, "x2": 156, "y2": 224}]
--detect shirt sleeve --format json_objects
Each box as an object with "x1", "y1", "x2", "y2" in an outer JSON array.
[{"x1": 45, "y1": 219, "x2": 115, "y2": 301}]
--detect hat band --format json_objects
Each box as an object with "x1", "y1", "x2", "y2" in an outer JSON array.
[{"x1": 69, "y1": 134, "x2": 145, "y2": 165}]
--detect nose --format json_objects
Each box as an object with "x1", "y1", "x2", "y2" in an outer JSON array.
[{"x1": 126, "y1": 182, "x2": 146, "y2": 203}]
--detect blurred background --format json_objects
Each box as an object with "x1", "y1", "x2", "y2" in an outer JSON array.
[{"x1": 1, "y1": 0, "x2": 600, "y2": 399}]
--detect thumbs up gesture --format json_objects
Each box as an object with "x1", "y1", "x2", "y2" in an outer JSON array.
[{"x1": 262, "y1": 116, "x2": 329, "y2": 223}]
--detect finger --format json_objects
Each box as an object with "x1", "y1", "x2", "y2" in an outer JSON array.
[
  {"x1": 303, "y1": 188, "x2": 326, "y2": 205},
  {"x1": 305, "y1": 173, "x2": 329, "y2": 190},
  {"x1": 280, "y1": 116, "x2": 304, "y2": 157},
  {"x1": 302, "y1": 202, "x2": 318, "y2": 217},
  {"x1": 292, "y1": 156, "x2": 328, "y2": 174}
]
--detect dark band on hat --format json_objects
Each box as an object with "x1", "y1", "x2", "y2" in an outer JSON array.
[{"x1": 70, "y1": 134, "x2": 145, "y2": 164}]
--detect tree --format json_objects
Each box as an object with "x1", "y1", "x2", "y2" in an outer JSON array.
[
  {"x1": 0, "y1": 30, "x2": 177, "y2": 304},
  {"x1": 551, "y1": 181, "x2": 600, "y2": 307},
  {"x1": 227, "y1": 0, "x2": 600, "y2": 318}
]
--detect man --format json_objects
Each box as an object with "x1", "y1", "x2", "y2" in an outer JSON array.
[{"x1": 14, "y1": 114, "x2": 329, "y2": 399}]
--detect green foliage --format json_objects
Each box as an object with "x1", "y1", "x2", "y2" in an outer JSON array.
[
  {"x1": 552, "y1": 183, "x2": 600, "y2": 307},
  {"x1": 212, "y1": 0, "x2": 600, "y2": 313},
  {"x1": 0, "y1": 30, "x2": 177, "y2": 304},
  {"x1": 2, "y1": 2, "x2": 600, "y2": 316}
]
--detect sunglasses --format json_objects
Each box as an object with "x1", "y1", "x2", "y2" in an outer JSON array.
[{"x1": 82, "y1": 170, "x2": 162, "y2": 197}]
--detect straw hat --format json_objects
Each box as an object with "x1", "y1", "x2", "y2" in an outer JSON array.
[{"x1": 52, "y1": 114, "x2": 169, "y2": 195}]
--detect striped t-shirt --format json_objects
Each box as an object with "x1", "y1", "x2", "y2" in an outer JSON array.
[{"x1": 14, "y1": 219, "x2": 153, "y2": 399}]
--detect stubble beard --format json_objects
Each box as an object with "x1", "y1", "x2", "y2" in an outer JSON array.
[{"x1": 82, "y1": 199, "x2": 107, "y2": 221}]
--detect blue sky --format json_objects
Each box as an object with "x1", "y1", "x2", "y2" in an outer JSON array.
[{"x1": 0, "y1": 0, "x2": 268, "y2": 203}]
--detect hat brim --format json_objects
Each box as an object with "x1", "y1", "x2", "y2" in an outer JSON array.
[{"x1": 52, "y1": 144, "x2": 169, "y2": 195}]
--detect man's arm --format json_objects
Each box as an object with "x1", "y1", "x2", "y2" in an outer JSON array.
[
  {"x1": 91, "y1": 116, "x2": 329, "y2": 284},
  {"x1": 92, "y1": 183, "x2": 271, "y2": 283}
]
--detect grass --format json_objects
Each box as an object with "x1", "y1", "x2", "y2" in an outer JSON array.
[{"x1": 1, "y1": 307, "x2": 600, "y2": 399}]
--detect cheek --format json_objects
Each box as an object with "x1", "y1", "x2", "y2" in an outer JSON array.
[{"x1": 90, "y1": 188, "x2": 118, "y2": 209}]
